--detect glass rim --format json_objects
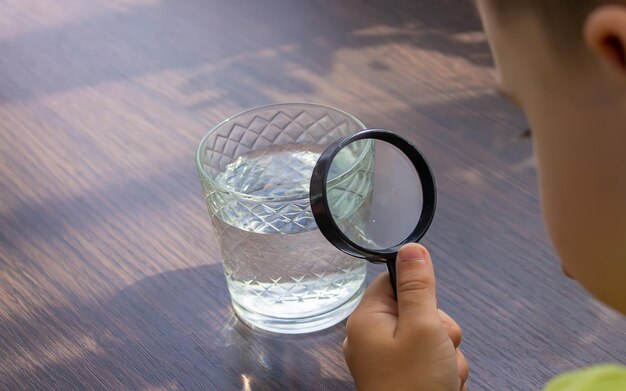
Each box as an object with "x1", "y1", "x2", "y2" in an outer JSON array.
[{"x1": 195, "y1": 102, "x2": 369, "y2": 202}]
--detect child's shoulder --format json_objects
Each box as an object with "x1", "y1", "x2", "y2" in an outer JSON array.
[{"x1": 545, "y1": 364, "x2": 626, "y2": 391}]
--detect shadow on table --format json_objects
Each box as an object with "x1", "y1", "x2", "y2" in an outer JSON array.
[{"x1": 1, "y1": 264, "x2": 354, "y2": 390}]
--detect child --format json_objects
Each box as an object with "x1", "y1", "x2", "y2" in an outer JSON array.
[{"x1": 343, "y1": 1, "x2": 626, "y2": 390}]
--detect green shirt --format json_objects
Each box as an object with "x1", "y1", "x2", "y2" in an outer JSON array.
[{"x1": 545, "y1": 365, "x2": 626, "y2": 391}]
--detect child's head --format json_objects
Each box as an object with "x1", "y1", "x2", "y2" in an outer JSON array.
[
  {"x1": 476, "y1": 1, "x2": 626, "y2": 99},
  {"x1": 476, "y1": 0, "x2": 626, "y2": 313}
]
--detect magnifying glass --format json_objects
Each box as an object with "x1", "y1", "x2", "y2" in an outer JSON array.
[{"x1": 310, "y1": 129, "x2": 437, "y2": 298}]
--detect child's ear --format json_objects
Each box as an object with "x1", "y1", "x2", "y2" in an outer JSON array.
[{"x1": 584, "y1": 5, "x2": 626, "y2": 75}]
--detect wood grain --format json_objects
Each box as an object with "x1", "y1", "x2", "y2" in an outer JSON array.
[{"x1": 1, "y1": 0, "x2": 624, "y2": 390}]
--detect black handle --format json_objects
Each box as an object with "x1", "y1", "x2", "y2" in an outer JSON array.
[{"x1": 386, "y1": 259, "x2": 398, "y2": 300}]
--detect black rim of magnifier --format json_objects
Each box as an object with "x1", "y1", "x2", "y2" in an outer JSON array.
[{"x1": 310, "y1": 129, "x2": 437, "y2": 264}]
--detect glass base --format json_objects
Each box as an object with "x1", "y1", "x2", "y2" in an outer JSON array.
[{"x1": 231, "y1": 282, "x2": 366, "y2": 334}]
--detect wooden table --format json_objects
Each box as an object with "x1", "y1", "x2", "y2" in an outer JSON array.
[{"x1": 1, "y1": 1, "x2": 624, "y2": 390}]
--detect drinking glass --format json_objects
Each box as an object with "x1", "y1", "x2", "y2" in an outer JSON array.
[{"x1": 196, "y1": 103, "x2": 372, "y2": 333}]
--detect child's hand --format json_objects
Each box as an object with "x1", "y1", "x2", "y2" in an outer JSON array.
[{"x1": 343, "y1": 244, "x2": 468, "y2": 391}]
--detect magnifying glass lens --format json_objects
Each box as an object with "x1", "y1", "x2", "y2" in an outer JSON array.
[{"x1": 326, "y1": 139, "x2": 423, "y2": 251}]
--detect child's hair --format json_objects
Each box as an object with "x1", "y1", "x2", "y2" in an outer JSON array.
[{"x1": 492, "y1": 1, "x2": 626, "y2": 45}]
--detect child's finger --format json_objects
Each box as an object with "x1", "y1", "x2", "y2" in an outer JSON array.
[
  {"x1": 346, "y1": 272, "x2": 399, "y2": 342},
  {"x1": 359, "y1": 272, "x2": 396, "y2": 304},
  {"x1": 457, "y1": 349, "x2": 469, "y2": 388},
  {"x1": 439, "y1": 309, "x2": 462, "y2": 348},
  {"x1": 352, "y1": 272, "x2": 398, "y2": 318},
  {"x1": 395, "y1": 244, "x2": 441, "y2": 337}
]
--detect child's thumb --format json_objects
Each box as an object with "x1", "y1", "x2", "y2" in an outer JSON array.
[{"x1": 395, "y1": 244, "x2": 440, "y2": 335}]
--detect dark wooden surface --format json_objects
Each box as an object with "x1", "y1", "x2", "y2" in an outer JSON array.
[{"x1": 1, "y1": 1, "x2": 624, "y2": 390}]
